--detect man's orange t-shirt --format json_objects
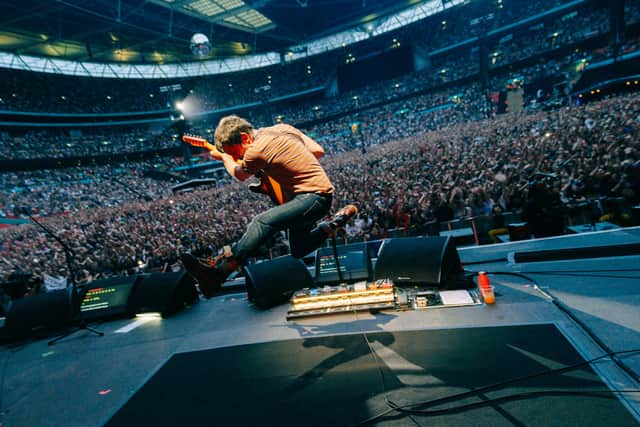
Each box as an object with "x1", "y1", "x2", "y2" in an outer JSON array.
[{"x1": 242, "y1": 124, "x2": 334, "y2": 197}]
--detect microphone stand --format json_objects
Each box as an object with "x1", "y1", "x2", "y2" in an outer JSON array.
[
  {"x1": 21, "y1": 209, "x2": 103, "y2": 345},
  {"x1": 329, "y1": 234, "x2": 344, "y2": 283}
]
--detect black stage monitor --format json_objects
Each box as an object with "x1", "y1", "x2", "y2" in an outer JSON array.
[
  {"x1": 315, "y1": 242, "x2": 371, "y2": 285},
  {"x1": 80, "y1": 276, "x2": 139, "y2": 320},
  {"x1": 374, "y1": 236, "x2": 468, "y2": 289}
]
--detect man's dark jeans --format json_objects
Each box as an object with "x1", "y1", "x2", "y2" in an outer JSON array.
[{"x1": 232, "y1": 193, "x2": 332, "y2": 264}]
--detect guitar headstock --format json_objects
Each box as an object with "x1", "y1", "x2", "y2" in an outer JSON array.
[{"x1": 182, "y1": 134, "x2": 209, "y2": 148}]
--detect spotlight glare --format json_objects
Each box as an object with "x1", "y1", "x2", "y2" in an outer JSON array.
[{"x1": 135, "y1": 312, "x2": 162, "y2": 319}]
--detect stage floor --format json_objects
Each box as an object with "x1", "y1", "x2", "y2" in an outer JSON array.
[{"x1": 2, "y1": 227, "x2": 640, "y2": 426}]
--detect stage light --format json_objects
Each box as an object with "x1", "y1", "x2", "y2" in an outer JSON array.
[{"x1": 175, "y1": 101, "x2": 184, "y2": 111}]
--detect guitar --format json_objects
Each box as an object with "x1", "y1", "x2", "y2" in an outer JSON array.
[{"x1": 182, "y1": 134, "x2": 290, "y2": 206}]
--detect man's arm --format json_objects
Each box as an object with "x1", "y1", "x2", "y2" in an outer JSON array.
[
  {"x1": 220, "y1": 153, "x2": 252, "y2": 181},
  {"x1": 209, "y1": 147, "x2": 223, "y2": 161}
]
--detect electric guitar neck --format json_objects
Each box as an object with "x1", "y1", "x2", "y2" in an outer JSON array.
[{"x1": 182, "y1": 134, "x2": 216, "y2": 152}]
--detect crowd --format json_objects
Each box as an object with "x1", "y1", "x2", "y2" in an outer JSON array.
[
  {"x1": 0, "y1": 0, "x2": 620, "y2": 117},
  {"x1": 0, "y1": 127, "x2": 181, "y2": 160},
  {"x1": 0, "y1": 158, "x2": 181, "y2": 217},
  {"x1": 238, "y1": 4, "x2": 615, "y2": 127},
  {"x1": 1, "y1": 91, "x2": 639, "y2": 283},
  {"x1": 2, "y1": 0, "x2": 640, "y2": 284}
]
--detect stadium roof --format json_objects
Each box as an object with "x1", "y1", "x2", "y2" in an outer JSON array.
[{"x1": 0, "y1": 0, "x2": 465, "y2": 77}]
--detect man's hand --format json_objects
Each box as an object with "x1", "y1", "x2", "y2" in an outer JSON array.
[{"x1": 209, "y1": 147, "x2": 224, "y2": 161}]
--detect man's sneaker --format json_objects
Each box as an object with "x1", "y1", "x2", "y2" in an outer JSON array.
[
  {"x1": 180, "y1": 253, "x2": 226, "y2": 299},
  {"x1": 317, "y1": 204, "x2": 358, "y2": 237}
]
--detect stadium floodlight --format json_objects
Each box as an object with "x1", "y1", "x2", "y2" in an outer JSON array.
[{"x1": 175, "y1": 101, "x2": 184, "y2": 111}]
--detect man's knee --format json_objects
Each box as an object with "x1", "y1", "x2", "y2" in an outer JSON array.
[{"x1": 250, "y1": 212, "x2": 275, "y2": 232}]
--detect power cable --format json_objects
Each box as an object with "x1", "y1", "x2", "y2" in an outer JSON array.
[
  {"x1": 480, "y1": 271, "x2": 640, "y2": 384},
  {"x1": 353, "y1": 309, "x2": 421, "y2": 426},
  {"x1": 382, "y1": 389, "x2": 640, "y2": 417},
  {"x1": 354, "y1": 349, "x2": 640, "y2": 425}
]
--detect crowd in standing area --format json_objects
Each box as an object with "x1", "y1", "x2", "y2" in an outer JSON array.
[{"x1": 1, "y1": 92, "x2": 638, "y2": 283}]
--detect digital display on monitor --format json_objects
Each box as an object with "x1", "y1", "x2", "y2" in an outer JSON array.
[
  {"x1": 315, "y1": 243, "x2": 370, "y2": 284},
  {"x1": 80, "y1": 277, "x2": 137, "y2": 320}
]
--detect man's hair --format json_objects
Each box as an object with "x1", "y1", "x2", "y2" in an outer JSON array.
[{"x1": 214, "y1": 115, "x2": 253, "y2": 153}]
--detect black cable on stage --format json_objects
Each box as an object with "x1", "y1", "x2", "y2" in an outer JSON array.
[
  {"x1": 354, "y1": 349, "x2": 640, "y2": 426},
  {"x1": 353, "y1": 310, "x2": 421, "y2": 426},
  {"x1": 464, "y1": 267, "x2": 640, "y2": 280},
  {"x1": 492, "y1": 267, "x2": 640, "y2": 280},
  {"x1": 381, "y1": 389, "x2": 640, "y2": 417},
  {"x1": 352, "y1": 268, "x2": 640, "y2": 425},
  {"x1": 480, "y1": 270, "x2": 640, "y2": 385},
  {"x1": 519, "y1": 268, "x2": 640, "y2": 273},
  {"x1": 515, "y1": 272, "x2": 640, "y2": 280}
]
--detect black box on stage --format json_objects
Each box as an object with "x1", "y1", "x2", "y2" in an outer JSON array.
[
  {"x1": 632, "y1": 205, "x2": 640, "y2": 226},
  {"x1": 373, "y1": 236, "x2": 468, "y2": 289},
  {"x1": 508, "y1": 222, "x2": 530, "y2": 241},
  {"x1": 3, "y1": 287, "x2": 75, "y2": 338},
  {"x1": 129, "y1": 272, "x2": 199, "y2": 317},
  {"x1": 244, "y1": 255, "x2": 314, "y2": 309}
]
